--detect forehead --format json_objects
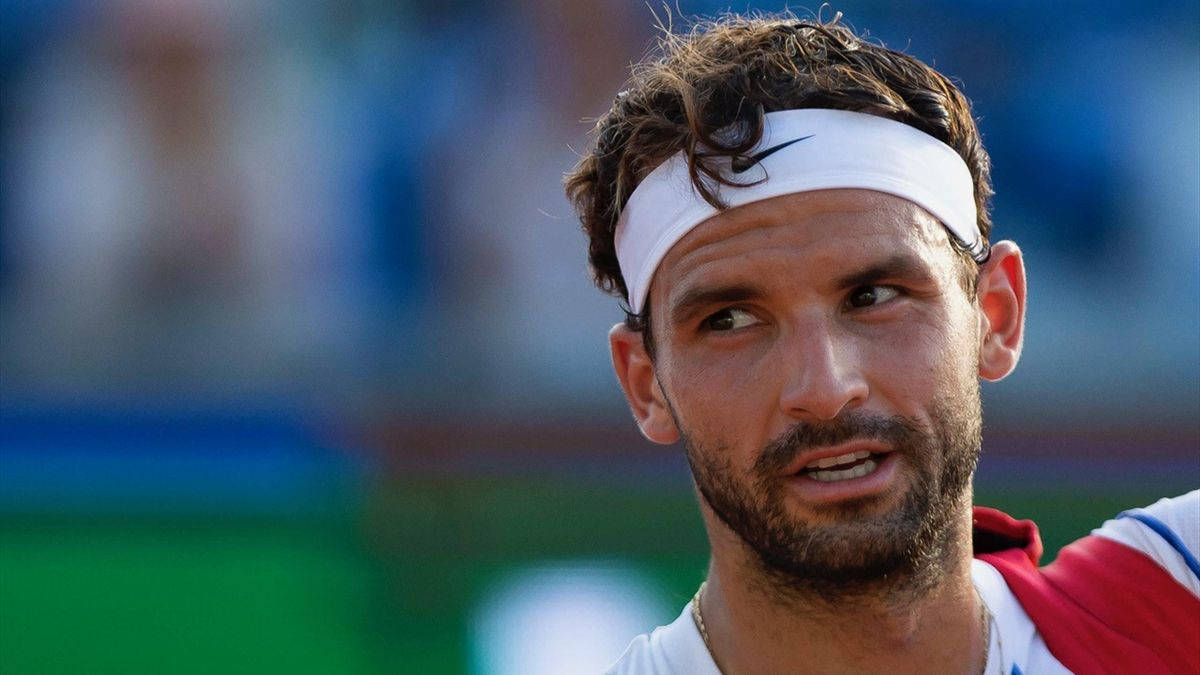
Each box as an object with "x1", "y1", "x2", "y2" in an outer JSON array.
[{"x1": 651, "y1": 188, "x2": 955, "y2": 301}]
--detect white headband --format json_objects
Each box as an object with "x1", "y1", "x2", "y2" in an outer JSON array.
[{"x1": 614, "y1": 109, "x2": 982, "y2": 314}]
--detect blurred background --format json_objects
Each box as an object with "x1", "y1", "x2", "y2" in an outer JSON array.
[{"x1": 0, "y1": 0, "x2": 1196, "y2": 673}]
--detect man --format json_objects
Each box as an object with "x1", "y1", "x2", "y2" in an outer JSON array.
[{"x1": 564, "y1": 14, "x2": 1199, "y2": 675}]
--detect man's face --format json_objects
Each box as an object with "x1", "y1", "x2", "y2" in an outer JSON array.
[{"x1": 646, "y1": 188, "x2": 984, "y2": 597}]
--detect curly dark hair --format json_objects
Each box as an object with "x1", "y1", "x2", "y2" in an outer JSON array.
[{"x1": 564, "y1": 13, "x2": 993, "y2": 351}]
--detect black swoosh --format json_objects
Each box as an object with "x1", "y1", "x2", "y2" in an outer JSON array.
[{"x1": 730, "y1": 135, "x2": 814, "y2": 173}]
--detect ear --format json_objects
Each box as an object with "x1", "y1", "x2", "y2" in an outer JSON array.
[
  {"x1": 976, "y1": 240, "x2": 1027, "y2": 381},
  {"x1": 609, "y1": 324, "x2": 681, "y2": 444}
]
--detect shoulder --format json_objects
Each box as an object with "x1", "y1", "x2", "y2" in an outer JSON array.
[
  {"x1": 971, "y1": 493, "x2": 1200, "y2": 673},
  {"x1": 1092, "y1": 489, "x2": 1200, "y2": 595},
  {"x1": 605, "y1": 602, "x2": 720, "y2": 675}
]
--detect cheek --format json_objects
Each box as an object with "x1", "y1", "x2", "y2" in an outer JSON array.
[
  {"x1": 664, "y1": 327, "x2": 778, "y2": 402},
  {"x1": 936, "y1": 301, "x2": 984, "y2": 376},
  {"x1": 662, "y1": 349, "x2": 779, "y2": 461},
  {"x1": 864, "y1": 306, "x2": 977, "y2": 400}
]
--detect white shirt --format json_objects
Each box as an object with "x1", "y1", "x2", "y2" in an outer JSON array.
[{"x1": 606, "y1": 491, "x2": 1199, "y2": 675}]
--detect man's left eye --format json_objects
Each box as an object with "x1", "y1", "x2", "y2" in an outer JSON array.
[
  {"x1": 701, "y1": 307, "x2": 760, "y2": 332},
  {"x1": 847, "y1": 285, "x2": 900, "y2": 309}
]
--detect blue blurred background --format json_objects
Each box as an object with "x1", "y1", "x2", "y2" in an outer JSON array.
[{"x1": 1, "y1": 1, "x2": 1197, "y2": 673}]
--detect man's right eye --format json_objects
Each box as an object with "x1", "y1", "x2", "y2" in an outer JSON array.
[{"x1": 701, "y1": 308, "x2": 758, "y2": 332}]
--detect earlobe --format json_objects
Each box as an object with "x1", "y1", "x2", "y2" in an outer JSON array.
[
  {"x1": 609, "y1": 324, "x2": 681, "y2": 444},
  {"x1": 976, "y1": 240, "x2": 1027, "y2": 381}
]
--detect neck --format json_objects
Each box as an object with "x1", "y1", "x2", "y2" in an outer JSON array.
[{"x1": 697, "y1": 506, "x2": 985, "y2": 674}]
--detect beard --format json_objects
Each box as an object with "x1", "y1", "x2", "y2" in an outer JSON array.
[{"x1": 682, "y1": 388, "x2": 982, "y2": 605}]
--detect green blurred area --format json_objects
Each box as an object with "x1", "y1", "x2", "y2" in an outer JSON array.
[{"x1": 0, "y1": 480, "x2": 1181, "y2": 674}]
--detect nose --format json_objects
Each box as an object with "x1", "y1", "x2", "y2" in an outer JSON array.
[{"x1": 777, "y1": 319, "x2": 869, "y2": 421}]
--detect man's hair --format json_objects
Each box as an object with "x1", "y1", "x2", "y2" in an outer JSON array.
[{"x1": 564, "y1": 13, "x2": 994, "y2": 352}]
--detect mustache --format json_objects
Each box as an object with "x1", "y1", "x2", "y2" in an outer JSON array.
[{"x1": 754, "y1": 411, "x2": 923, "y2": 475}]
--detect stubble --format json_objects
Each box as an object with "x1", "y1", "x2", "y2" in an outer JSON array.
[{"x1": 682, "y1": 389, "x2": 982, "y2": 608}]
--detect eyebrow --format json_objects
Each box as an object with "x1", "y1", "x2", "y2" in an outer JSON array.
[
  {"x1": 667, "y1": 253, "x2": 936, "y2": 327},
  {"x1": 833, "y1": 253, "x2": 935, "y2": 289},
  {"x1": 669, "y1": 283, "x2": 766, "y2": 327}
]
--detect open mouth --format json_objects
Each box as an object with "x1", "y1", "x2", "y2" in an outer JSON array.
[{"x1": 798, "y1": 449, "x2": 885, "y2": 483}]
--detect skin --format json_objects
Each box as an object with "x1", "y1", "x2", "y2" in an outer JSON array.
[{"x1": 609, "y1": 189, "x2": 1027, "y2": 674}]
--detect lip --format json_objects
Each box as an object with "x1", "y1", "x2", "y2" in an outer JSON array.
[
  {"x1": 778, "y1": 440, "x2": 893, "y2": 477},
  {"x1": 784, "y1": 450, "x2": 902, "y2": 505}
]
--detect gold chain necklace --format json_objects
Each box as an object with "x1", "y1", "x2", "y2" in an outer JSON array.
[
  {"x1": 691, "y1": 581, "x2": 998, "y2": 674},
  {"x1": 977, "y1": 587, "x2": 1002, "y2": 675},
  {"x1": 690, "y1": 581, "x2": 712, "y2": 652},
  {"x1": 691, "y1": 581, "x2": 722, "y2": 674}
]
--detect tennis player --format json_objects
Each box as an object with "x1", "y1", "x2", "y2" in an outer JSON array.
[{"x1": 564, "y1": 14, "x2": 1199, "y2": 674}]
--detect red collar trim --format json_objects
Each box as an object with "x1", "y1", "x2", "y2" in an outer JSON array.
[{"x1": 972, "y1": 505, "x2": 1043, "y2": 565}]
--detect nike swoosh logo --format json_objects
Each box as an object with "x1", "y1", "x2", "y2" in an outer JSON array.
[{"x1": 730, "y1": 135, "x2": 814, "y2": 173}]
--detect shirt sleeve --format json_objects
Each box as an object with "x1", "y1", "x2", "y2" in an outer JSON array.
[{"x1": 1091, "y1": 489, "x2": 1200, "y2": 597}]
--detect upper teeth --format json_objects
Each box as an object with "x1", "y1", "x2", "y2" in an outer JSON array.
[{"x1": 805, "y1": 449, "x2": 872, "y2": 469}]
